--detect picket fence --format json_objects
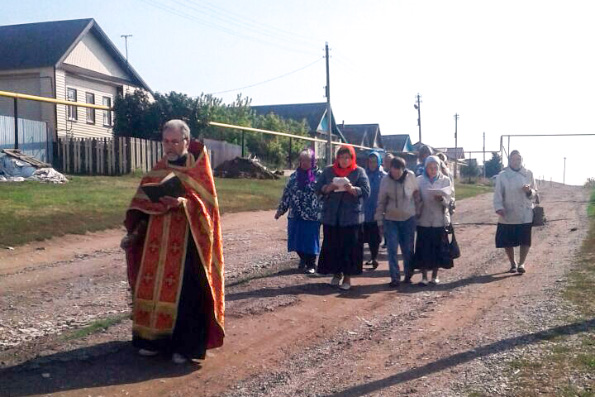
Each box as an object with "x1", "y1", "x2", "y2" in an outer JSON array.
[{"x1": 55, "y1": 136, "x2": 164, "y2": 175}]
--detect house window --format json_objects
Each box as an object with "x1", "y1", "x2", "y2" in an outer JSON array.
[
  {"x1": 67, "y1": 88, "x2": 77, "y2": 121},
  {"x1": 86, "y1": 92, "x2": 95, "y2": 124},
  {"x1": 102, "y1": 96, "x2": 112, "y2": 127}
]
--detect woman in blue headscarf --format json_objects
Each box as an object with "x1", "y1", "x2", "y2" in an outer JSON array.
[
  {"x1": 362, "y1": 151, "x2": 387, "y2": 269},
  {"x1": 413, "y1": 155, "x2": 454, "y2": 285},
  {"x1": 275, "y1": 148, "x2": 322, "y2": 274}
]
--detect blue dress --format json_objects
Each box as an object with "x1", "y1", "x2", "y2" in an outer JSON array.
[{"x1": 277, "y1": 170, "x2": 322, "y2": 255}]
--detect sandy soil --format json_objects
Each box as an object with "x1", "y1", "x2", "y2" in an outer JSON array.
[{"x1": 0, "y1": 183, "x2": 590, "y2": 397}]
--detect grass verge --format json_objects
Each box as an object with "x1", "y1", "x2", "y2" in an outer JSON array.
[
  {"x1": 454, "y1": 181, "x2": 493, "y2": 200},
  {"x1": 0, "y1": 175, "x2": 286, "y2": 247},
  {"x1": 502, "y1": 188, "x2": 595, "y2": 397},
  {"x1": 61, "y1": 313, "x2": 129, "y2": 341}
]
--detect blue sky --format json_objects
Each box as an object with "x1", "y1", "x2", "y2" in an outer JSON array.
[{"x1": 2, "y1": 0, "x2": 594, "y2": 184}]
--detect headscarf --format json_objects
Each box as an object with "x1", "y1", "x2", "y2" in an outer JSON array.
[
  {"x1": 424, "y1": 155, "x2": 441, "y2": 182},
  {"x1": 332, "y1": 145, "x2": 358, "y2": 177},
  {"x1": 296, "y1": 148, "x2": 316, "y2": 188},
  {"x1": 366, "y1": 151, "x2": 383, "y2": 176},
  {"x1": 509, "y1": 150, "x2": 522, "y2": 172}
]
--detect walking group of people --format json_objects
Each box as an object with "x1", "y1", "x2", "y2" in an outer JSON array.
[
  {"x1": 120, "y1": 118, "x2": 537, "y2": 364},
  {"x1": 275, "y1": 144, "x2": 458, "y2": 290},
  {"x1": 275, "y1": 144, "x2": 537, "y2": 291}
]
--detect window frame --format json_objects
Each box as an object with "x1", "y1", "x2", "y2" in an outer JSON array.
[
  {"x1": 67, "y1": 88, "x2": 77, "y2": 121},
  {"x1": 102, "y1": 96, "x2": 112, "y2": 127},
  {"x1": 86, "y1": 92, "x2": 95, "y2": 124}
]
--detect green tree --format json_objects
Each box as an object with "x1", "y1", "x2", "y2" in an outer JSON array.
[
  {"x1": 484, "y1": 152, "x2": 503, "y2": 178},
  {"x1": 461, "y1": 159, "x2": 480, "y2": 181}
]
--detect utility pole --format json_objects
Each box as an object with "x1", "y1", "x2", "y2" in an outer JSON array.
[
  {"x1": 121, "y1": 34, "x2": 133, "y2": 64},
  {"x1": 563, "y1": 157, "x2": 566, "y2": 185},
  {"x1": 482, "y1": 132, "x2": 486, "y2": 179},
  {"x1": 454, "y1": 113, "x2": 459, "y2": 179},
  {"x1": 325, "y1": 42, "x2": 332, "y2": 165},
  {"x1": 414, "y1": 93, "x2": 422, "y2": 144}
]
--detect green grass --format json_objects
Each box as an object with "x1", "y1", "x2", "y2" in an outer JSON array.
[
  {"x1": 61, "y1": 314, "x2": 129, "y2": 341},
  {"x1": 0, "y1": 175, "x2": 286, "y2": 247},
  {"x1": 505, "y1": 188, "x2": 595, "y2": 396},
  {"x1": 454, "y1": 181, "x2": 493, "y2": 200}
]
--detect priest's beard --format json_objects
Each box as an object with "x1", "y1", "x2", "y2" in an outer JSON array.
[{"x1": 166, "y1": 150, "x2": 188, "y2": 162}]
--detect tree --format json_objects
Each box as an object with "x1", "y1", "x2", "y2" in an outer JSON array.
[
  {"x1": 113, "y1": 90, "x2": 309, "y2": 168},
  {"x1": 484, "y1": 152, "x2": 503, "y2": 178},
  {"x1": 461, "y1": 159, "x2": 480, "y2": 180}
]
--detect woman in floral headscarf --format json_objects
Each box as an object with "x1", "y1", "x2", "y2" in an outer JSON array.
[
  {"x1": 275, "y1": 148, "x2": 322, "y2": 274},
  {"x1": 315, "y1": 145, "x2": 370, "y2": 290}
]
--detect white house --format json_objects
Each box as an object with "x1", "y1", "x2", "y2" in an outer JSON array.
[{"x1": 0, "y1": 18, "x2": 152, "y2": 139}]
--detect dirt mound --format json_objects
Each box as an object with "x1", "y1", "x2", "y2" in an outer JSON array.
[{"x1": 214, "y1": 157, "x2": 279, "y2": 179}]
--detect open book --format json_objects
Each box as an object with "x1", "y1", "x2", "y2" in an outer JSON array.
[
  {"x1": 427, "y1": 185, "x2": 452, "y2": 196},
  {"x1": 141, "y1": 172, "x2": 186, "y2": 203}
]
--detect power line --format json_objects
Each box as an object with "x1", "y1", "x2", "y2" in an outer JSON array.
[
  {"x1": 181, "y1": 0, "x2": 320, "y2": 48},
  {"x1": 208, "y1": 57, "x2": 323, "y2": 95},
  {"x1": 140, "y1": 0, "x2": 319, "y2": 57}
]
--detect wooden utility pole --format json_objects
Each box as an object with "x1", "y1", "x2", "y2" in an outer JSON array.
[
  {"x1": 325, "y1": 42, "x2": 332, "y2": 165},
  {"x1": 414, "y1": 93, "x2": 422, "y2": 144},
  {"x1": 454, "y1": 113, "x2": 459, "y2": 179}
]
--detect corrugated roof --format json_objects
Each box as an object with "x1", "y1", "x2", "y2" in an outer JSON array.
[
  {"x1": 339, "y1": 124, "x2": 382, "y2": 148},
  {"x1": 382, "y1": 134, "x2": 411, "y2": 152},
  {"x1": 0, "y1": 18, "x2": 151, "y2": 92},
  {"x1": 251, "y1": 102, "x2": 345, "y2": 140}
]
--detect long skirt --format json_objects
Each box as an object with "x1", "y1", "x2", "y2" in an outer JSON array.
[
  {"x1": 495, "y1": 223, "x2": 532, "y2": 248},
  {"x1": 413, "y1": 226, "x2": 453, "y2": 271},
  {"x1": 133, "y1": 238, "x2": 210, "y2": 359},
  {"x1": 362, "y1": 221, "x2": 381, "y2": 260},
  {"x1": 287, "y1": 217, "x2": 321, "y2": 255},
  {"x1": 317, "y1": 224, "x2": 364, "y2": 276}
]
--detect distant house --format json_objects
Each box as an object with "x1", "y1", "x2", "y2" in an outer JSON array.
[
  {"x1": 435, "y1": 147, "x2": 465, "y2": 163},
  {"x1": 251, "y1": 102, "x2": 345, "y2": 159},
  {"x1": 382, "y1": 134, "x2": 413, "y2": 153},
  {"x1": 0, "y1": 18, "x2": 152, "y2": 140},
  {"x1": 339, "y1": 123, "x2": 383, "y2": 149}
]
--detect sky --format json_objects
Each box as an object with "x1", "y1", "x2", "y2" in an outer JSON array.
[{"x1": 2, "y1": 0, "x2": 594, "y2": 185}]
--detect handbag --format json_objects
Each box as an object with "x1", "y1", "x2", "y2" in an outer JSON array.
[
  {"x1": 446, "y1": 225, "x2": 461, "y2": 259},
  {"x1": 532, "y1": 194, "x2": 546, "y2": 226}
]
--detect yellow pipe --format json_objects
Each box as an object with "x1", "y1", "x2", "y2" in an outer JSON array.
[
  {"x1": 0, "y1": 90, "x2": 111, "y2": 110},
  {"x1": 208, "y1": 121, "x2": 375, "y2": 151}
]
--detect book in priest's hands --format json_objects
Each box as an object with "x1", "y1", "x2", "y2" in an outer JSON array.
[{"x1": 141, "y1": 172, "x2": 186, "y2": 203}]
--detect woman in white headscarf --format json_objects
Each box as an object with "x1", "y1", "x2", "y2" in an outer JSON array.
[
  {"x1": 493, "y1": 150, "x2": 537, "y2": 274},
  {"x1": 413, "y1": 155, "x2": 454, "y2": 285}
]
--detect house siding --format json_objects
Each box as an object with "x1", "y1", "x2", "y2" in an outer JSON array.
[
  {"x1": 63, "y1": 33, "x2": 128, "y2": 79},
  {"x1": 56, "y1": 71, "x2": 115, "y2": 138}
]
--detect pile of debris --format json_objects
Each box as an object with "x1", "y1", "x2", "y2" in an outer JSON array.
[
  {"x1": 214, "y1": 157, "x2": 279, "y2": 180},
  {"x1": 0, "y1": 149, "x2": 68, "y2": 184}
]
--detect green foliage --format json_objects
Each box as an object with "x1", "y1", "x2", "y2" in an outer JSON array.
[
  {"x1": 113, "y1": 91, "x2": 309, "y2": 168},
  {"x1": 461, "y1": 159, "x2": 480, "y2": 179},
  {"x1": 484, "y1": 152, "x2": 503, "y2": 178}
]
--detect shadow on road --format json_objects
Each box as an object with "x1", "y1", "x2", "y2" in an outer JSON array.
[
  {"x1": 0, "y1": 341, "x2": 197, "y2": 397},
  {"x1": 329, "y1": 317, "x2": 595, "y2": 397}
]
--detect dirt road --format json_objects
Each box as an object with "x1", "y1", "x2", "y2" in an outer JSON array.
[{"x1": 0, "y1": 183, "x2": 591, "y2": 396}]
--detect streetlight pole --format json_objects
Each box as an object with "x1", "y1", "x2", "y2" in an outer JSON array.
[
  {"x1": 454, "y1": 113, "x2": 459, "y2": 179},
  {"x1": 325, "y1": 42, "x2": 333, "y2": 165},
  {"x1": 121, "y1": 34, "x2": 133, "y2": 64}
]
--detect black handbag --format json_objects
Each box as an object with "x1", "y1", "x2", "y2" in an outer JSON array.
[
  {"x1": 532, "y1": 194, "x2": 546, "y2": 226},
  {"x1": 446, "y1": 225, "x2": 461, "y2": 259}
]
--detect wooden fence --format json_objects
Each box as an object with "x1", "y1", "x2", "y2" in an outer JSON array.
[{"x1": 54, "y1": 136, "x2": 164, "y2": 175}]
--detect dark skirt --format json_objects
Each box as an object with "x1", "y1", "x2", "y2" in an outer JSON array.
[
  {"x1": 495, "y1": 223, "x2": 532, "y2": 248},
  {"x1": 133, "y1": 238, "x2": 210, "y2": 359},
  {"x1": 317, "y1": 224, "x2": 364, "y2": 276},
  {"x1": 287, "y1": 217, "x2": 321, "y2": 255},
  {"x1": 413, "y1": 226, "x2": 453, "y2": 270}
]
